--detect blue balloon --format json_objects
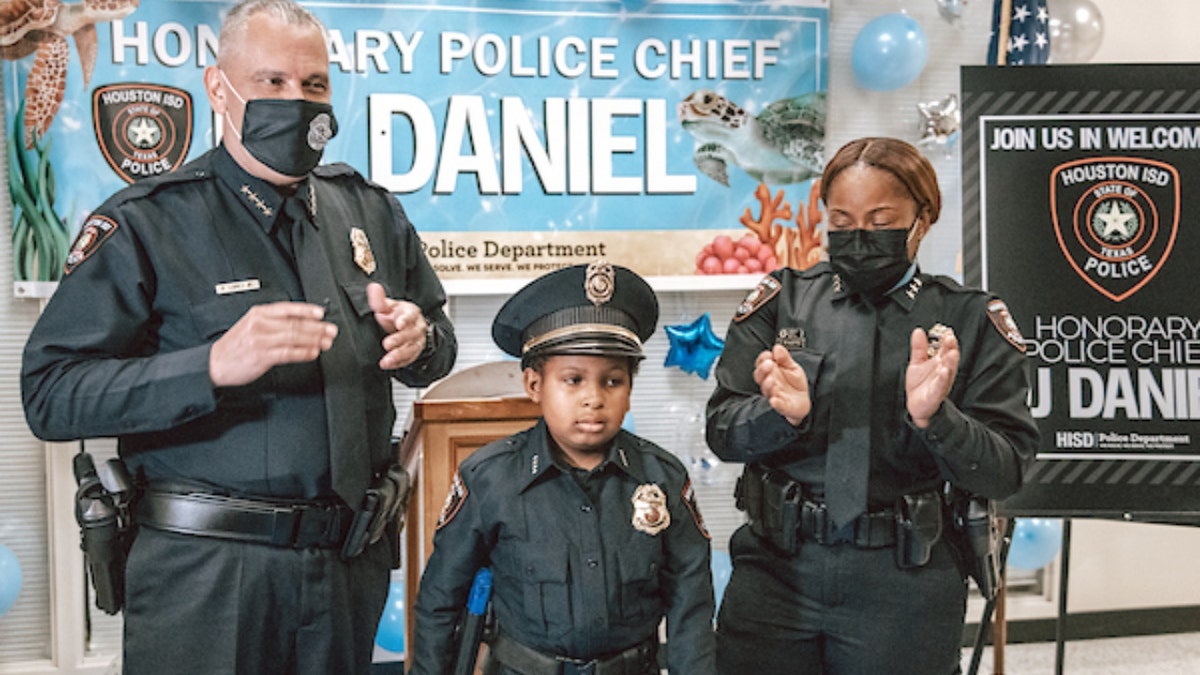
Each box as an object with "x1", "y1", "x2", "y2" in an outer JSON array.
[
  {"x1": 851, "y1": 13, "x2": 929, "y2": 91},
  {"x1": 1007, "y1": 518, "x2": 1064, "y2": 571},
  {"x1": 374, "y1": 580, "x2": 405, "y2": 653},
  {"x1": 711, "y1": 550, "x2": 733, "y2": 609},
  {"x1": 663, "y1": 313, "x2": 725, "y2": 380},
  {"x1": 0, "y1": 543, "x2": 22, "y2": 617}
]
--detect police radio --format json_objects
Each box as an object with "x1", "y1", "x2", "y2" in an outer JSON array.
[{"x1": 73, "y1": 450, "x2": 135, "y2": 615}]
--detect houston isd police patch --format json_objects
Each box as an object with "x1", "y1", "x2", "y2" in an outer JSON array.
[
  {"x1": 1049, "y1": 156, "x2": 1179, "y2": 303},
  {"x1": 93, "y1": 83, "x2": 193, "y2": 183}
]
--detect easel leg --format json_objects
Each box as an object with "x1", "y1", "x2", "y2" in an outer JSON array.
[
  {"x1": 1054, "y1": 518, "x2": 1072, "y2": 675},
  {"x1": 994, "y1": 581, "x2": 1006, "y2": 675}
]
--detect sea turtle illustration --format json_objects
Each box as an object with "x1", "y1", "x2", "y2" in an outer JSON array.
[
  {"x1": 0, "y1": 0, "x2": 140, "y2": 148},
  {"x1": 678, "y1": 88, "x2": 826, "y2": 187}
]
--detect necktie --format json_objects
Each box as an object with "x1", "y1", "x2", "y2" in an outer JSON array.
[
  {"x1": 283, "y1": 191, "x2": 371, "y2": 508},
  {"x1": 824, "y1": 296, "x2": 877, "y2": 531}
]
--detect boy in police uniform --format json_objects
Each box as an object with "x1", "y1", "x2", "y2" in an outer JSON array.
[{"x1": 409, "y1": 261, "x2": 717, "y2": 675}]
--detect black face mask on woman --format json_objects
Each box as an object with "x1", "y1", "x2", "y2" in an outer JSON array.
[
  {"x1": 827, "y1": 228, "x2": 912, "y2": 300},
  {"x1": 221, "y1": 70, "x2": 338, "y2": 177}
]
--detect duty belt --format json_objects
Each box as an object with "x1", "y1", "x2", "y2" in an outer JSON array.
[
  {"x1": 489, "y1": 632, "x2": 656, "y2": 675},
  {"x1": 136, "y1": 490, "x2": 354, "y2": 549},
  {"x1": 797, "y1": 499, "x2": 896, "y2": 548},
  {"x1": 737, "y1": 463, "x2": 900, "y2": 552}
]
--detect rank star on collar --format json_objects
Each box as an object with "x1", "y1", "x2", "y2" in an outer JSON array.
[{"x1": 240, "y1": 185, "x2": 272, "y2": 217}]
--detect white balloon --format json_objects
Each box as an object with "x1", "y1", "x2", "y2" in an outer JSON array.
[{"x1": 1048, "y1": 0, "x2": 1105, "y2": 64}]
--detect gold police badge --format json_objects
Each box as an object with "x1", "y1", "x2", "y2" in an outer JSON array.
[
  {"x1": 631, "y1": 484, "x2": 670, "y2": 535},
  {"x1": 350, "y1": 227, "x2": 376, "y2": 275}
]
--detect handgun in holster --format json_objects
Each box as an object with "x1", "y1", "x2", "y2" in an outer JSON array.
[
  {"x1": 73, "y1": 451, "x2": 136, "y2": 615},
  {"x1": 951, "y1": 493, "x2": 1002, "y2": 601},
  {"x1": 894, "y1": 491, "x2": 944, "y2": 569},
  {"x1": 452, "y1": 568, "x2": 495, "y2": 675},
  {"x1": 340, "y1": 464, "x2": 411, "y2": 564},
  {"x1": 736, "y1": 464, "x2": 802, "y2": 555}
]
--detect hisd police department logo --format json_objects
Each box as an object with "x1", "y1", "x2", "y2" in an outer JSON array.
[
  {"x1": 1049, "y1": 156, "x2": 1179, "y2": 302},
  {"x1": 93, "y1": 83, "x2": 193, "y2": 183}
]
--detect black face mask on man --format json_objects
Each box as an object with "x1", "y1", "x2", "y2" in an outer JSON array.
[
  {"x1": 221, "y1": 71, "x2": 338, "y2": 177},
  {"x1": 827, "y1": 227, "x2": 913, "y2": 300}
]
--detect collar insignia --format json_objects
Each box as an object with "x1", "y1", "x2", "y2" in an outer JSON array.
[
  {"x1": 631, "y1": 483, "x2": 670, "y2": 535},
  {"x1": 905, "y1": 276, "x2": 923, "y2": 300},
  {"x1": 350, "y1": 227, "x2": 377, "y2": 275},
  {"x1": 240, "y1": 185, "x2": 272, "y2": 218}
]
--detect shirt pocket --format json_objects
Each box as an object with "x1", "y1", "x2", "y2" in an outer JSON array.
[
  {"x1": 788, "y1": 348, "x2": 825, "y2": 390},
  {"x1": 188, "y1": 289, "x2": 288, "y2": 342},
  {"x1": 615, "y1": 535, "x2": 665, "y2": 625},
  {"x1": 520, "y1": 546, "x2": 572, "y2": 638},
  {"x1": 340, "y1": 281, "x2": 388, "y2": 368}
]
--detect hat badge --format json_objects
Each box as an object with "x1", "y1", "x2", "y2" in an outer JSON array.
[{"x1": 585, "y1": 259, "x2": 615, "y2": 306}]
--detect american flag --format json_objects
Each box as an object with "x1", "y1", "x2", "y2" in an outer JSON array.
[{"x1": 987, "y1": 0, "x2": 1050, "y2": 65}]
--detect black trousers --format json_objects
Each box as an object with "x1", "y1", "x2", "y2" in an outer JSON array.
[
  {"x1": 122, "y1": 527, "x2": 391, "y2": 675},
  {"x1": 715, "y1": 524, "x2": 967, "y2": 675}
]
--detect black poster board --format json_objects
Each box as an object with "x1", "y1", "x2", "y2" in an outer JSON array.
[{"x1": 962, "y1": 64, "x2": 1200, "y2": 519}]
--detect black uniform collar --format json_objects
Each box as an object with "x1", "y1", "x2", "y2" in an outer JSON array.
[
  {"x1": 832, "y1": 263, "x2": 925, "y2": 311},
  {"x1": 212, "y1": 144, "x2": 315, "y2": 235},
  {"x1": 518, "y1": 420, "x2": 649, "y2": 492}
]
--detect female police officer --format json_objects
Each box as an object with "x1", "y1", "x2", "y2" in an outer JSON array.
[{"x1": 705, "y1": 137, "x2": 1039, "y2": 674}]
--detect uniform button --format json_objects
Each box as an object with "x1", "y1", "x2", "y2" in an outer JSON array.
[
  {"x1": 587, "y1": 559, "x2": 599, "y2": 568},
  {"x1": 580, "y1": 504, "x2": 592, "y2": 513}
]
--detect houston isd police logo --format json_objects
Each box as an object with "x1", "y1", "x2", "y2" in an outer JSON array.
[
  {"x1": 1049, "y1": 156, "x2": 1179, "y2": 302},
  {"x1": 93, "y1": 83, "x2": 193, "y2": 183}
]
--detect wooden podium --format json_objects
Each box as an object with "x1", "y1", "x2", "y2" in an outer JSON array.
[{"x1": 396, "y1": 362, "x2": 541, "y2": 662}]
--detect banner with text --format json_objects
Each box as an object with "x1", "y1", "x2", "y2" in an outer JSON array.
[
  {"x1": 963, "y1": 64, "x2": 1200, "y2": 517},
  {"x1": 3, "y1": 0, "x2": 828, "y2": 286}
]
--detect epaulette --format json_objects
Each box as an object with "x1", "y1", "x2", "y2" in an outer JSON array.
[
  {"x1": 800, "y1": 261, "x2": 834, "y2": 279},
  {"x1": 94, "y1": 157, "x2": 215, "y2": 211},
  {"x1": 312, "y1": 161, "x2": 393, "y2": 197},
  {"x1": 927, "y1": 274, "x2": 981, "y2": 295},
  {"x1": 311, "y1": 161, "x2": 358, "y2": 179},
  {"x1": 927, "y1": 276, "x2": 1025, "y2": 352}
]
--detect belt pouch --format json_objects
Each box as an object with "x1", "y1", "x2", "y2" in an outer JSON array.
[
  {"x1": 895, "y1": 492, "x2": 943, "y2": 569},
  {"x1": 761, "y1": 470, "x2": 801, "y2": 555}
]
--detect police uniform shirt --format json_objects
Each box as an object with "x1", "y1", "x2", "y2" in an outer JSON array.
[
  {"x1": 21, "y1": 145, "x2": 456, "y2": 500},
  {"x1": 410, "y1": 420, "x2": 717, "y2": 675},
  {"x1": 706, "y1": 263, "x2": 1040, "y2": 502}
]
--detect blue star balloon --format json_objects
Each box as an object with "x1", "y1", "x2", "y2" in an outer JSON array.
[{"x1": 663, "y1": 313, "x2": 725, "y2": 379}]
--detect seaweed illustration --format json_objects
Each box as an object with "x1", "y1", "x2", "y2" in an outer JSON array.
[{"x1": 9, "y1": 98, "x2": 72, "y2": 282}]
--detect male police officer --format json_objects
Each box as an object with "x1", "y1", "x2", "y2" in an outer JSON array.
[{"x1": 21, "y1": 2, "x2": 456, "y2": 673}]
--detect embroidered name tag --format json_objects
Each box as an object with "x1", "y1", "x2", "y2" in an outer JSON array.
[{"x1": 214, "y1": 279, "x2": 261, "y2": 295}]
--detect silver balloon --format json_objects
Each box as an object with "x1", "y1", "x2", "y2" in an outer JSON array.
[
  {"x1": 1048, "y1": 0, "x2": 1105, "y2": 64},
  {"x1": 936, "y1": 0, "x2": 965, "y2": 24},
  {"x1": 916, "y1": 94, "x2": 960, "y2": 149}
]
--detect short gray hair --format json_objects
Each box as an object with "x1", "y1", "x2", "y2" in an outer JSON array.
[{"x1": 218, "y1": 0, "x2": 326, "y2": 64}]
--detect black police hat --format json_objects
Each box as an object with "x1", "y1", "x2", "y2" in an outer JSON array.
[{"x1": 493, "y1": 260, "x2": 658, "y2": 365}]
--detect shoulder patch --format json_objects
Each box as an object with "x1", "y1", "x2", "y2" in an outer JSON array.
[
  {"x1": 682, "y1": 479, "x2": 711, "y2": 540},
  {"x1": 733, "y1": 275, "x2": 781, "y2": 323},
  {"x1": 986, "y1": 299, "x2": 1026, "y2": 353},
  {"x1": 63, "y1": 216, "x2": 119, "y2": 275},
  {"x1": 435, "y1": 470, "x2": 468, "y2": 529}
]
